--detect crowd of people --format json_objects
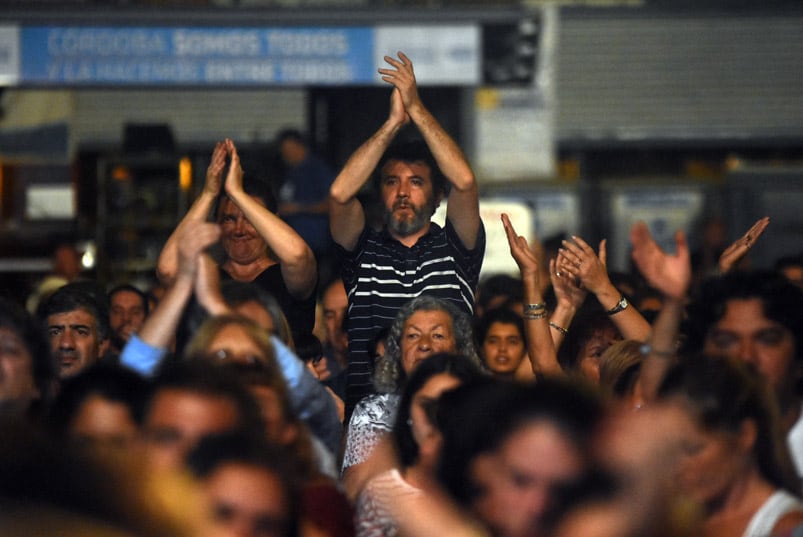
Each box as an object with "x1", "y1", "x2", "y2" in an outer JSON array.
[{"x1": 3, "y1": 51, "x2": 803, "y2": 537}]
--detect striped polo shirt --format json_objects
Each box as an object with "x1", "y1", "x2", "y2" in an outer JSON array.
[{"x1": 337, "y1": 219, "x2": 486, "y2": 413}]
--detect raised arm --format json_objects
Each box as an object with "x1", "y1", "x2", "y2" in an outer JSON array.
[
  {"x1": 194, "y1": 252, "x2": 231, "y2": 318},
  {"x1": 547, "y1": 257, "x2": 588, "y2": 350},
  {"x1": 630, "y1": 221, "x2": 691, "y2": 402},
  {"x1": 329, "y1": 88, "x2": 409, "y2": 251},
  {"x1": 558, "y1": 236, "x2": 651, "y2": 341},
  {"x1": 157, "y1": 141, "x2": 226, "y2": 284},
  {"x1": 502, "y1": 214, "x2": 561, "y2": 377},
  {"x1": 141, "y1": 221, "x2": 223, "y2": 348},
  {"x1": 380, "y1": 52, "x2": 481, "y2": 249},
  {"x1": 222, "y1": 139, "x2": 317, "y2": 300},
  {"x1": 718, "y1": 216, "x2": 770, "y2": 274}
]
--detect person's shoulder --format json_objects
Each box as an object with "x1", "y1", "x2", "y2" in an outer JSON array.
[
  {"x1": 444, "y1": 216, "x2": 486, "y2": 235},
  {"x1": 350, "y1": 393, "x2": 398, "y2": 423},
  {"x1": 354, "y1": 392, "x2": 395, "y2": 412},
  {"x1": 767, "y1": 490, "x2": 803, "y2": 536},
  {"x1": 442, "y1": 217, "x2": 486, "y2": 253},
  {"x1": 774, "y1": 513, "x2": 803, "y2": 536},
  {"x1": 347, "y1": 226, "x2": 385, "y2": 255}
]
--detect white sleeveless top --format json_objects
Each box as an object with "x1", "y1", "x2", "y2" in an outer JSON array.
[
  {"x1": 787, "y1": 406, "x2": 803, "y2": 479},
  {"x1": 742, "y1": 490, "x2": 803, "y2": 537}
]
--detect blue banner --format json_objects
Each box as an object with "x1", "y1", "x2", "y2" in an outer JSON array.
[{"x1": 20, "y1": 26, "x2": 376, "y2": 86}]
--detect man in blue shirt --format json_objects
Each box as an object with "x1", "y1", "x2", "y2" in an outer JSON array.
[{"x1": 277, "y1": 128, "x2": 336, "y2": 266}]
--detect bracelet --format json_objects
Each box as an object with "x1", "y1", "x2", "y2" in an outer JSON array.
[
  {"x1": 523, "y1": 311, "x2": 547, "y2": 320},
  {"x1": 605, "y1": 295, "x2": 629, "y2": 316},
  {"x1": 549, "y1": 322, "x2": 569, "y2": 335},
  {"x1": 523, "y1": 302, "x2": 546, "y2": 314}
]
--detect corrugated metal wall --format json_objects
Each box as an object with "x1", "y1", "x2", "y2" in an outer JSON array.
[
  {"x1": 67, "y1": 12, "x2": 803, "y2": 148},
  {"x1": 556, "y1": 12, "x2": 803, "y2": 142},
  {"x1": 71, "y1": 89, "x2": 306, "y2": 147}
]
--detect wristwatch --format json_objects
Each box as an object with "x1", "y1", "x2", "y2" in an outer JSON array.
[{"x1": 606, "y1": 295, "x2": 629, "y2": 316}]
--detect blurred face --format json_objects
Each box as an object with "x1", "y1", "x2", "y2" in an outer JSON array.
[
  {"x1": 109, "y1": 290, "x2": 146, "y2": 347},
  {"x1": 704, "y1": 298, "x2": 798, "y2": 407},
  {"x1": 668, "y1": 400, "x2": 750, "y2": 507},
  {"x1": 0, "y1": 327, "x2": 39, "y2": 411},
  {"x1": 400, "y1": 309, "x2": 456, "y2": 374},
  {"x1": 69, "y1": 394, "x2": 139, "y2": 453},
  {"x1": 233, "y1": 302, "x2": 275, "y2": 335},
  {"x1": 218, "y1": 197, "x2": 269, "y2": 265},
  {"x1": 141, "y1": 389, "x2": 240, "y2": 472},
  {"x1": 482, "y1": 322, "x2": 526, "y2": 377},
  {"x1": 779, "y1": 266, "x2": 803, "y2": 289},
  {"x1": 409, "y1": 373, "x2": 461, "y2": 464},
  {"x1": 279, "y1": 138, "x2": 305, "y2": 167},
  {"x1": 54, "y1": 245, "x2": 82, "y2": 281},
  {"x1": 204, "y1": 463, "x2": 291, "y2": 537},
  {"x1": 47, "y1": 309, "x2": 108, "y2": 379},
  {"x1": 322, "y1": 283, "x2": 347, "y2": 326},
  {"x1": 248, "y1": 385, "x2": 294, "y2": 446},
  {"x1": 470, "y1": 421, "x2": 585, "y2": 537},
  {"x1": 322, "y1": 281, "x2": 348, "y2": 350},
  {"x1": 577, "y1": 327, "x2": 619, "y2": 384},
  {"x1": 207, "y1": 324, "x2": 268, "y2": 366},
  {"x1": 380, "y1": 160, "x2": 438, "y2": 238}
]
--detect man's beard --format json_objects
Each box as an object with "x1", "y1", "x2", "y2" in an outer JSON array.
[{"x1": 384, "y1": 198, "x2": 434, "y2": 238}]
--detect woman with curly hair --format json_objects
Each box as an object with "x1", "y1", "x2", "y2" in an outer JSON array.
[{"x1": 340, "y1": 295, "x2": 480, "y2": 501}]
